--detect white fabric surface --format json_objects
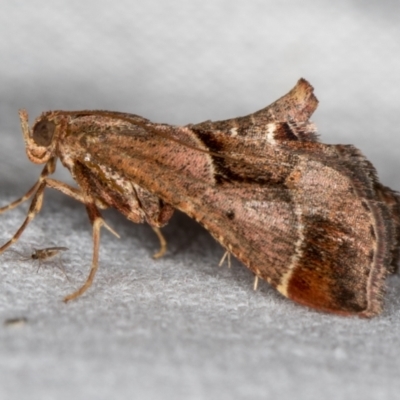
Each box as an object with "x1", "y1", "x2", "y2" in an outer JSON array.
[{"x1": 1, "y1": 1, "x2": 400, "y2": 399}]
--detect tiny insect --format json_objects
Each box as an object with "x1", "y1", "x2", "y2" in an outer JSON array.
[
  {"x1": 30, "y1": 246, "x2": 69, "y2": 275},
  {"x1": 0, "y1": 79, "x2": 399, "y2": 317},
  {"x1": 30, "y1": 246, "x2": 68, "y2": 263},
  {"x1": 7, "y1": 246, "x2": 69, "y2": 277}
]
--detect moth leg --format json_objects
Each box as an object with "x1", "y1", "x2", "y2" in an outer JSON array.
[
  {"x1": 0, "y1": 160, "x2": 73, "y2": 254},
  {"x1": 45, "y1": 178, "x2": 120, "y2": 297},
  {"x1": 0, "y1": 175, "x2": 114, "y2": 254},
  {"x1": 218, "y1": 251, "x2": 231, "y2": 268},
  {"x1": 45, "y1": 179, "x2": 117, "y2": 248},
  {"x1": 0, "y1": 180, "x2": 77, "y2": 256},
  {"x1": 0, "y1": 181, "x2": 47, "y2": 254},
  {"x1": 0, "y1": 159, "x2": 56, "y2": 214},
  {"x1": 253, "y1": 275, "x2": 259, "y2": 291},
  {"x1": 130, "y1": 184, "x2": 173, "y2": 258},
  {"x1": 63, "y1": 203, "x2": 114, "y2": 302},
  {"x1": 46, "y1": 178, "x2": 119, "y2": 237},
  {"x1": 151, "y1": 227, "x2": 167, "y2": 259},
  {"x1": 45, "y1": 178, "x2": 109, "y2": 210},
  {"x1": 0, "y1": 181, "x2": 40, "y2": 214}
]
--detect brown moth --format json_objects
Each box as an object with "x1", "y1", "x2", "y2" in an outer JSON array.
[{"x1": 1, "y1": 79, "x2": 399, "y2": 317}]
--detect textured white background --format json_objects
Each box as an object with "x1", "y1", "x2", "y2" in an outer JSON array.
[{"x1": 1, "y1": 1, "x2": 400, "y2": 399}]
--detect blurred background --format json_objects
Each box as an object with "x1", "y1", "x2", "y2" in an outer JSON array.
[
  {"x1": 1, "y1": 2, "x2": 400, "y2": 400},
  {"x1": 1, "y1": 0, "x2": 400, "y2": 191}
]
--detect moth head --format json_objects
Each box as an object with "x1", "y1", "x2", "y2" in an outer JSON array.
[{"x1": 19, "y1": 110, "x2": 62, "y2": 164}]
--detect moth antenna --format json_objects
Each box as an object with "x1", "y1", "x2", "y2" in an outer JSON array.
[
  {"x1": 19, "y1": 109, "x2": 32, "y2": 148},
  {"x1": 63, "y1": 214, "x2": 102, "y2": 302}
]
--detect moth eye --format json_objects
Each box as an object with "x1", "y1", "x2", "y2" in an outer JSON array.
[{"x1": 32, "y1": 119, "x2": 56, "y2": 147}]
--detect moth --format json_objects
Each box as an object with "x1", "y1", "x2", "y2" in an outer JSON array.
[{"x1": 1, "y1": 79, "x2": 399, "y2": 317}]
